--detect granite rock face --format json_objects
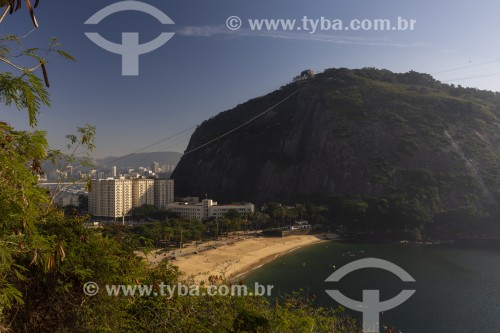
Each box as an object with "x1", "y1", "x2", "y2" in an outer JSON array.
[{"x1": 172, "y1": 68, "x2": 500, "y2": 208}]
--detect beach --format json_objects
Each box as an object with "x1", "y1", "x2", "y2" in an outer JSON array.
[{"x1": 144, "y1": 234, "x2": 338, "y2": 283}]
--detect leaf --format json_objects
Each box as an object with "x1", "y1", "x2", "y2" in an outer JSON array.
[
  {"x1": 46, "y1": 254, "x2": 54, "y2": 270},
  {"x1": 4, "y1": 33, "x2": 19, "y2": 43},
  {"x1": 40, "y1": 62, "x2": 49, "y2": 87},
  {"x1": 65, "y1": 134, "x2": 77, "y2": 145},
  {"x1": 29, "y1": 249, "x2": 37, "y2": 266},
  {"x1": 56, "y1": 50, "x2": 76, "y2": 62},
  {"x1": 58, "y1": 243, "x2": 65, "y2": 261},
  {"x1": 85, "y1": 176, "x2": 92, "y2": 192},
  {"x1": 25, "y1": 0, "x2": 37, "y2": 28}
]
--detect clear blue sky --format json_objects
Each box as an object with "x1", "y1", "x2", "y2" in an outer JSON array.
[{"x1": 3, "y1": 0, "x2": 500, "y2": 158}]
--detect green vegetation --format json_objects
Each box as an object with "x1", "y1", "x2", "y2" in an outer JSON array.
[
  {"x1": 0, "y1": 10, "x2": 360, "y2": 332},
  {"x1": 103, "y1": 202, "x2": 329, "y2": 252},
  {"x1": 173, "y1": 67, "x2": 500, "y2": 240}
]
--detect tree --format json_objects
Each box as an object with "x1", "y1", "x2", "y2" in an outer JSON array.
[
  {"x1": 0, "y1": 122, "x2": 52, "y2": 309},
  {"x1": 0, "y1": 1, "x2": 78, "y2": 318},
  {"x1": 0, "y1": 0, "x2": 42, "y2": 30},
  {"x1": 131, "y1": 204, "x2": 159, "y2": 220},
  {"x1": 0, "y1": 7, "x2": 364, "y2": 332},
  {"x1": 46, "y1": 124, "x2": 96, "y2": 209},
  {"x1": 224, "y1": 208, "x2": 241, "y2": 220},
  {"x1": 294, "y1": 203, "x2": 306, "y2": 220},
  {"x1": 293, "y1": 69, "x2": 316, "y2": 82}
]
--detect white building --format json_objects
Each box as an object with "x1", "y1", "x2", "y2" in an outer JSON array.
[
  {"x1": 154, "y1": 179, "x2": 174, "y2": 209},
  {"x1": 89, "y1": 176, "x2": 253, "y2": 222},
  {"x1": 89, "y1": 178, "x2": 132, "y2": 219},
  {"x1": 132, "y1": 178, "x2": 155, "y2": 208},
  {"x1": 111, "y1": 166, "x2": 117, "y2": 177},
  {"x1": 161, "y1": 163, "x2": 177, "y2": 173},
  {"x1": 89, "y1": 177, "x2": 176, "y2": 218},
  {"x1": 151, "y1": 162, "x2": 161, "y2": 174},
  {"x1": 167, "y1": 199, "x2": 254, "y2": 221}
]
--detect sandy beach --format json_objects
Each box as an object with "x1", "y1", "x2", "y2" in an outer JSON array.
[{"x1": 144, "y1": 234, "x2": 338, "y2": 283}]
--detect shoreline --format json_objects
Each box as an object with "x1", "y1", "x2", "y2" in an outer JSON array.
[
  {"x1": 230, "y1": 240, "x2": 320, "y2": 282},
  {"x1": 144, "y1": 233, "x2": 339, "y2": 284}
]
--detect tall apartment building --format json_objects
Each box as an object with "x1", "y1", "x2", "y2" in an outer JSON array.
[
  {"x1": 132, "y1": 178, "x2": 155, "y2": 208},
  {"x1": 154, "y1": 179, "x2": 174, "y2": 209},
  {"x1": 151, "y1": 162, "x2": 161, "y2": 174},
  {"x1": 89, "y1": 178, "x2": 175, "y2": 218},
  {"x1": 167, "y1": 199, "x2": 254, "y2": 221},
  {"x1": 88, "y1": 178, "x2": 133, "y2": 218},
  {"x1": 160, "y1": 163, "x2": 177, "y2": 173}
]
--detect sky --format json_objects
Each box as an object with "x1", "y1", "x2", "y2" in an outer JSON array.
[{"x1": 3, "y1": 0, "x2": 500, "y2": 158}]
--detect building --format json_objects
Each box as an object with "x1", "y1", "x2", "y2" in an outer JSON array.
[
  {"x1": 166, "y1": 199, "x2": 254, "y2": 221},
  {"x1": 59, "y1": 194, "x2": 80, "y2": 207},
  {"x1": 111, "y1": 166, "x2": 117, "y2": 177},
  {"x1": 89, "y1": 177, "x2": 176, "y2": 218},
  {"x1": 132, "y1": 178, "x2": 155, "y2": 208},
  {"x1": 89, "y1": 178, "x2": 133, "y2": 219},
  {"x1": 151, "y1": 162, "x2": 161, "y2": 174},
  {"x1": 88, "y1": 176, "x2": 253, "y2": 222},
  {"x1": 161, "y1": 163, "x2": 177, "y2": 173},
  {"x1": 154, "y1": 179, "x2": 174, "y2": 209}
]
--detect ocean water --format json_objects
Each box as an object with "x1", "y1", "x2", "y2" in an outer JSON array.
[{"x1": 244, "y1": 240, "x2": 500, "y2": 332}]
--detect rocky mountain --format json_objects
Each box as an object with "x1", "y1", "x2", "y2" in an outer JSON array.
[{"x1": 172, "y1": 68, "x2": 500, "y2": 230}]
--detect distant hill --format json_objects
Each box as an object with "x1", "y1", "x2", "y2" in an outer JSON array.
[
  {"x1": 95, "y1": 152, "x2": 182, "y2": 169},
  {"x1": 172, "y1": 67, "x2": 500, "y2": 237}
]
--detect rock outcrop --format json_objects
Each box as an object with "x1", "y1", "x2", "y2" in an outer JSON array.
[{"x1": 172, "y1": 68, "x2": 500, "y2": 212}]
